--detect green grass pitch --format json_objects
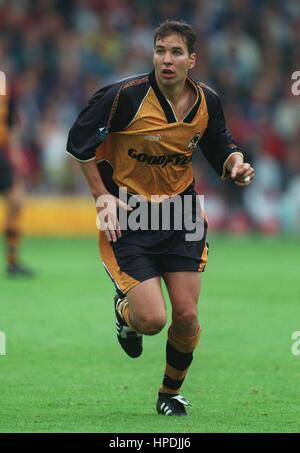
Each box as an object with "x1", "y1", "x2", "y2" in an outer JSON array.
[{"x1": 0, "y1": 235, "x2": 299, "y2": 433}]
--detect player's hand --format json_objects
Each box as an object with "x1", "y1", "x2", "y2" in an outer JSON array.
[
  {"x1": 230, "y1": 163, "x2": 255, "y2": 187},
  {"x1": 96, "y1": 193, "x2": 132, "y2": 243}
]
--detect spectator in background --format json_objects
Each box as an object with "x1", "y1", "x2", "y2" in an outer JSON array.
[{"x1": 0, "y1": 0, "x2": 299, "y2": 233}]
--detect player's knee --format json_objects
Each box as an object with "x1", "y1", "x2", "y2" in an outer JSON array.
[
  {"x1": 138, "y1": 314, "x2": 166, "y2": 335},
  {"x1": 173, "y1": 308, "x2": 198, "y2": 329}
]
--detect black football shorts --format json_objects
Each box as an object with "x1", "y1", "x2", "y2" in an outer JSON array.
[
  {"x1": 0, "y1": 151, "x2": 14, "y2": 192},
  {"x1": 99, "y1": 185, "x2": 209, "y2": 295}
]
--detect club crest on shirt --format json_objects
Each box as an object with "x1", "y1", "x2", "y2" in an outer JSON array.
[{"x1": 188, "y1": 132, "x2": 202, "y2": 150}]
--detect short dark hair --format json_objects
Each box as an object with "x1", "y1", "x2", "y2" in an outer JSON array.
[{"x1": 154, "y1": 20, "x2": 196, "y2": 55}]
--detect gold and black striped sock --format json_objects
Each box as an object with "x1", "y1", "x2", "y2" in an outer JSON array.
[
  {"x1": 159, "y1": 324, "x2": 201, "y2": 395},
  {"x1": 116, "y1": 298, "x2": 135, "y2": 330},
  {"x1": 5, "y1": 228, "x2": 20, "y2": 267}
]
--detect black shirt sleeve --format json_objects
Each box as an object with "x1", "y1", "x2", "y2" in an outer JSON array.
[
  {"x1": 199, "y1": 85, "x2": 243, "y2": 178},
  {"x1": 66, "y1": 82, "x2": 132, "y2": 161}
]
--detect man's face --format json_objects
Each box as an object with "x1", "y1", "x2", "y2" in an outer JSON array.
[{"x1": 153, "y1": 33, "x2": 196, "y2": 88}]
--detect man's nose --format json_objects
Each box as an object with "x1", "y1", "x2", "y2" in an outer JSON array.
[{"x1": 162, "y1": 52, "x2": 172, "y2": 64}]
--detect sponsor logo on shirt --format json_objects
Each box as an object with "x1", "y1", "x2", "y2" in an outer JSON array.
[{"x1": 128, "y1": 148, "x2": 192, "y2": 168}]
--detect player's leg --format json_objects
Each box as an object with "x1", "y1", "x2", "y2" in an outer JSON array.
[
  {"x1": 156, "y1": 271, "x2": 201, "y2": 416},
  {"x1": 126, "y1": 277, "x2": 167, "y2": 335},
  {"x1": 99, "y1": 230, "x2": 166, "y2": 358},
  {"x1": 4, "y1": 175, "x2": 33, "y2": 276},
  {"x1": 166, "y1": 271, "x2": 200, "y2": 337},
  {"x1": 0, "y1": 151, "x2": 32, "y2": 276},
  {"x1": 114, "y1": 277, "x2": 167, "y2": 357},
  {"x1": 155, "y1": 187, "x2": 208, "y2": 415},
  {"x1": 4, "y1": 178, "x2": 23, "y2": 270},
  {"x1": 0, "y1": 152, "x2": 14, "y2": 272}
]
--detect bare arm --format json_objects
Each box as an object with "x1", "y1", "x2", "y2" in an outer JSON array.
[
  {"x1": 78, "y1": 160, "x2": 131, "y2": 242},
  {"x1": 78, "y1": 160, "x2": 108, "y2": 200}
]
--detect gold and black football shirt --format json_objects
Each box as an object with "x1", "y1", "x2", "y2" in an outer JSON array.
[
  {"x1": 67, "y1": 71, "x2": 243, "y2": 200},
  {"x1": 0, "y1": 76, "x2": 15, "y2": 151},
  {"x1": 0, "y1": 91, "x2": 9, "y2": 148}
]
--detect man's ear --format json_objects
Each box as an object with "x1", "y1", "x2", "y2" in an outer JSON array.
[{"x1": 189, "y1": 53, "x2": 196, "y2": 69}]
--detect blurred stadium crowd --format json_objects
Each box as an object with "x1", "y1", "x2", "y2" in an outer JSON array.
[{"x1": 1, "y1": 0, "x2": 300, "y2": 233}]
